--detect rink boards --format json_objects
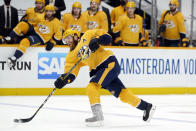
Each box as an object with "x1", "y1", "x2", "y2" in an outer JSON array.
[{"x1": 1, "y1": 45, "x2": 196, "y2": 95}]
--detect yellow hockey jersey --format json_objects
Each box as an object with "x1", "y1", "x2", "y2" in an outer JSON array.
[
  {"x1": 113, "y1": 14, "x2": 143, "y2": 44},
  {"x1": 61, "y1": 13, "x2": 87, "y2": 33},
  {"x1": 64, "y1": 29, "x2": 114, "y2": 77},
  {"x1": 82, "y1": 10, "x2": 108, "y2": 32},
  {"x1": 34, "y1": 18, "x2": 62, "y2": 43},
  {"x1": 110, "y1": 5, "x2": 126, "y2": 25},
  {"x1": 159, "y1": 10, "x2": 186, "y2": 40},
  {"x1": 25, "y1": 7, "x2": 45, "y2": 26}
]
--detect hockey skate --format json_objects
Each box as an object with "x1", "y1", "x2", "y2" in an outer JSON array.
[
  {"x1": 143, "y1": 103, "x2": 156, "y2": 122},
  {"x1": 85, "y1": 104, "x2": 104, "y2": 127},
  {"x1": 7, "y1": 56, "x2": 17, "y2": 68}
]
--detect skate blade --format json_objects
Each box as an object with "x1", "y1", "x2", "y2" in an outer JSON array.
[
  {"x1": 7, "y1": 59, "x2": 12, "y2": 68},
  {"x1": 146, "y1": 105, "x2": 156, "y2": 122},
  {"x1": 86, "y1": 121, "x2": 104, "y2": 127}
]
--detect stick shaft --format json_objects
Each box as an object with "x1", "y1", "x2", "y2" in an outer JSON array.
[{"x1": 14, "y1": 57, "x2": 83, "y2": 123}]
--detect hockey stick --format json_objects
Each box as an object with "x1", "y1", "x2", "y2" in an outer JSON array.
[{"x1": 13, "y1": 56, "x2": 84, "y2": 123}]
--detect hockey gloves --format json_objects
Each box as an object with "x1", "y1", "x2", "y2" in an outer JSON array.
[
  {"x1": 45, "y1": 42, "x2": 54, "y2": 51},
  {"x1": 159, "y1": 24, "x2": 166, "y2": 33},
  {"x1": 54, "y1": 73, "x2": 75, "y2": 89},
  {"x1": 77, "y1": 45, "x2": 91, "y2": 60},
  {"x1": 182, "y1": 38, "x2": 190, "y2": 47},
  {"x1": 115, "y1": 40, "x2": 124, "y2": 46},
  {"x1": 140, "y1": 37, "x2": 148, "y2": 47}
]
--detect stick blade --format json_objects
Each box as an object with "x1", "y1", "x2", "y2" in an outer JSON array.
[{"x1": 13, "y1": 118, "x2": 32, "y2": 123}]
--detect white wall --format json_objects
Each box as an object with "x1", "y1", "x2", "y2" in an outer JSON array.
[{"x1": 1, "y1": 46, "x2": 196, "y2": 88}]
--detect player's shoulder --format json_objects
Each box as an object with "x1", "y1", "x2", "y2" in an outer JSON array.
[
  {"x1": 175, "y1": 11, "x2": 184, "y2": 17},
  {"x1": 113, "y1": 5, "x2": 123, "y2": 11},
  {"x1": 84, "y1": 29, "x2": 94, "y2": 34},
  {"x1": 26, "y1": 7, "x2": 34, "y2": 13},
  {"x1": 161, "y1": 10, "x2": 169, "y2": 15},
  {"x1": 80, "y1": 13, "x2": 86, "y2": 18},
  {"x1": 118, "y1": 14, "x2": 127, "y2": 20},
  {"x1": 51, "y1": 18, "x2": 61, "y2": 24},
  {"x1": 97, "y1": 10, "x2": 107, "y2": 16},
  {"x1": 135, "y1": 14, "x2": 143, "y2": 20},
  {"x1": 27, "y1": 7, "x2": 34, "y2": 12},
  {"x1": 62, "y1": 12, "x2": 72, "y2": 17}
]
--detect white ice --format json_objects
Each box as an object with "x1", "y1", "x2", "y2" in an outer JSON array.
[{"x1": 0, "y1": 95, "x2": 196, "y2": 131}]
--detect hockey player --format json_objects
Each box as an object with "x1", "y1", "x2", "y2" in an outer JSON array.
[
  {"x1": 113, "y1": 1, "x2": 146, "y2": 46},
  {"x1": 61, "y1": 2, "x2": 87, "y2": 35},
  {"x1": 82, "y1": 0, "x2": 108, "y2": 32},
  {"x1": 0, "y1": 0, "x2": 46, "y2": 44},
  {"x1": 7, "y1": 5, "x2": 62, "y2": 68},
  {"x1": 110, "y1": 0, "x2": 128, "y2": 26},
  {"x1": 158, "y1": 0, "x2": 189, "y2": 47},
  {"x1": 54, "y1": 28, "x2": 156, "y2": 126},
  {"x1": 22, "y1": 0, "x2": 45, "y2": 26}
]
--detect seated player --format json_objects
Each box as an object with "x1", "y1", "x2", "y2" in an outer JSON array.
[
  {"x1": 7, "y1": 5, "x2": 62, "y2": 68},
  {"x1": 1, "y1": 0, "x2": 46, "y2": 44},
  {"x1": 54, "y1": 29, "x2": 156, "y2": 126},
  {"x1": 61, "y1": 2, "x2": 87, "y2": 36},
  {"x1": 158, "y1": 0, "x2": 189, "y2": 47},
  {"x1": 82, "y1": 0, "x2": 108, "y2": 31},
  {"x1": 113, "y1": 2, "x2": 146, "y2": 46}
]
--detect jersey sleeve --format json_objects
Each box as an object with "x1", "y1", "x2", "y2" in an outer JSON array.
[
  {"x1": 139, "y1": 16, "x2": 144, "y2": 34},
  {"x1": 159, "y1": 10, "x2": 168, "y2": 25},
  {"x1": 176, "y1": 13, "x2": 186, "y2": 34},
  {"x1": 112, "y1": 15, "x2": 124, "y2": 33},
  {"x1": 112, "y1": 16, "x2": 124, "y2": 42},
  {"x1": 110, "y1": 8, "x2": 115, "y2": 25},
  {"x1": 81, "y1": 15, "x2": 88, "y2": 33},
  {"x1": 25, "y1": 8, "x2": 30, "y2": 15},
  {"x1": 64, "y1": 53, "x2": 84, "y2": 77},
  {"x1": 100, "y1": 12, "x2": 108, "y2": 32},
  {"x1": 79, "y1": 29, "x2": 108, "y2": 46},
  {"x1": 24, "y1": 8, "x2": 31, "y2": 20},
  {"x1": 53, "y1": 20, "x2": 63, "y2": 41},
  {"x1": 61, "y1": 13, "x2": 69, "y2": 31}
]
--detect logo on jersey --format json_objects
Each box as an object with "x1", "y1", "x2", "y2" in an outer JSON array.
[
  {"x1": 164, "y1": 20, "x2": 175, "y2": 29},
  {"x1": 87, "y1": 21, "x2": 98, "y2": 29},
  {"x1": 38, "y1": 24, "x2": 50, "y2": 34},
  {"x1": 128, "y1": 24, "x2": 139, "y2": 32},
  {"x1": 38, "y1": 53, "x2": 67, "y2": 79},
  {"x1": 69, "y1": 25, "x2": 81, "y2": 32}
]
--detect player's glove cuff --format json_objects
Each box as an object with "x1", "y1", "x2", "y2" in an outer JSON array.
[{"x1": 159, "y1": 24, "x2": 166, "y2": 33}]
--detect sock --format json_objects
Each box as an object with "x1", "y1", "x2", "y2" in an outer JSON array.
[
  {"x1": 14, "y1": 50, "x2": 23, "y2": 59},
  {"x1": 136, "y1": 99, "x2": 149, "y2": 110}
]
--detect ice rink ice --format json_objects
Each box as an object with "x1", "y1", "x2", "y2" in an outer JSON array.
[{"x1": 0, "y1": 95, "x2": 196, "y2": 131}]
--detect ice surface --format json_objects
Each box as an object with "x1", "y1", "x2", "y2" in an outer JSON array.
[{"x1": 0, "y1": 95, "x2": 196, "y2": 131}]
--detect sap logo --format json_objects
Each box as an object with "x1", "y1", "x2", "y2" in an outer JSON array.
[{"x1": 38, "y1": 53, "x2": 67, "y2": 79}]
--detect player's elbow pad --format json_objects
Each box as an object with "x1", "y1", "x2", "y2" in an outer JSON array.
[
  {"x1": 98, "y1": 34, "x2": 112, "y2": 45},
  {"x1": 89, "y1": 38, "x2": 100, "y2": 53}
]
